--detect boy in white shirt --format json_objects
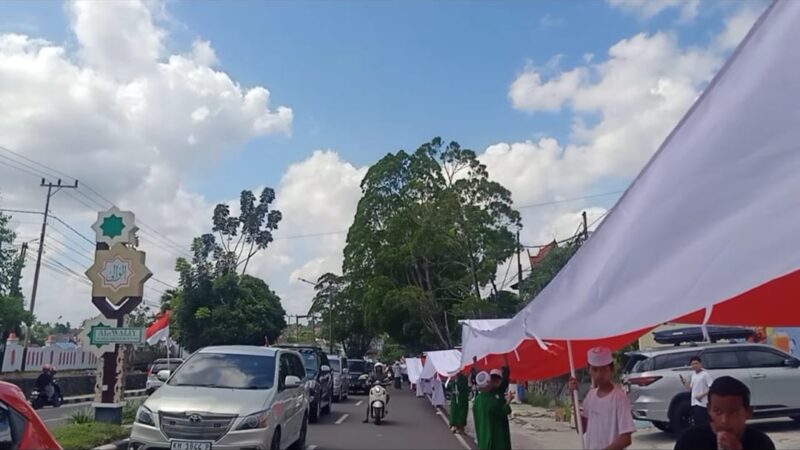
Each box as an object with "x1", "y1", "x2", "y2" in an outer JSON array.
[
  {"x1": 680, "y1": 355, "x2": 714, "y2": 426},
  {"x1": 569, "y1": 346, "x2": 636, "y2": 450}
]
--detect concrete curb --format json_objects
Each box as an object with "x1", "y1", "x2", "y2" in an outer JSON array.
[
  {"x1": 63, "y1": 389, "x2": 147, "y2": 405},
  {"x1": 93, "y1": 438, "x2": 129, "y2": 450}
]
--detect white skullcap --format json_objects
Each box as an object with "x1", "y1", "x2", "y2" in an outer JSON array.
[
  {"x1": 489, "y1": 368, "x2": 503, "y2": 378},
  {"x1": 587, "y1": 346, "x2": 613, "y2": 367},
  {"x1": 475, "y1": 371, "x2": 491, "y2": 388}
]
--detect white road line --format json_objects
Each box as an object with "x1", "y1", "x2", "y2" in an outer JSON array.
[
  {"x1": 43, "y1": 417, "x2": 67, "y2": 423},
  {"x1": 355, "y1": 400, "x2": 363, "y2": 406},
  {"x1": 335, "y1": 413, "x2": 349, "y2": 425},
  {"x1": 306, "y1": 445, "x2": 318, "y2": 450},
  {"x1": 435, "y1": 409, "x2": 472, "y2": 450}
]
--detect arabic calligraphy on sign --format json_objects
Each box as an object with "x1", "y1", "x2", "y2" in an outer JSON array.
[{"x1": 100, "y1": 256, "x2": 134, "y2": 290}]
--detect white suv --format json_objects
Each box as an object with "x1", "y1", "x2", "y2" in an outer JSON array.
[
  {"x1": 623, "y1": 343, "x2": 800, "y2": 434},
  {"x1": 130, "y1": 346, "x2": 309, "y2": 450}
]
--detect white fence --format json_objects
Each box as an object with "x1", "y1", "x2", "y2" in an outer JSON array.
[{"x1": 1, "y1": 335, "x2": 99, "y2": 373}]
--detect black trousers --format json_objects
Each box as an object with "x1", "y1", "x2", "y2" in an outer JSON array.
[{"x1": 692, "y1": 405, "x2": 709, "y2": 426}]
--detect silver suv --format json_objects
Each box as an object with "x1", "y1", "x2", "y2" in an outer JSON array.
[
  {"x1": 622, "y1": 343, "x2": 800, "y2": 434},
  {"x1": 327, "y1": 355, "x2": 349, "y2": 402},
  {"x1": 130, "y1": 346, "x2": 309, "y2": 450}
]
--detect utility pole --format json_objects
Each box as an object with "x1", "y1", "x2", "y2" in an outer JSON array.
[
  {"x1": 22, "y1": 178, "x2": 78, "y2": 369},
  {"x1": 328, "y1": 292, "x2": 334, "y2": 354},
  {"x1": 582, "y1": 211, "x2": 589, "y2": 241},
  {"x1": 516, "y1": 229, "x2": 523, "y2": 289}
]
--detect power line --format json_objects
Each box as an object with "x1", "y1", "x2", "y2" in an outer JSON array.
[
  {"x1": 0, "y1": 157, "x2": 43, "y2": 179},
  {"x1": 516, "y1": 190, "x2": 624, "y2": 210},
  {"x1": 0, "y1": 145, "x2": 76, "y2": 182}
]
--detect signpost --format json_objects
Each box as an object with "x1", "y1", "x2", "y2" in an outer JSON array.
[{"x1": 83, "y1": 207, "x2": 151, "y2": 424}]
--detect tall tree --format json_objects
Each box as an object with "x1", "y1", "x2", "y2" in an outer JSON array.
[
  {"x1": 343, "y1": 138, "x2": 521, "y2": 349},
  {"x1": 308, "y1": 273, "x2": 374, "y2": 358},
  {"x1": 0, "y1": 211, "x2": 30, "y2": 341},
  {"x1": 172, "y1": 188, "x2": 286, "y2": 351},
  {"x1": 0, "y1": 211, "x2": 19, "y2": 296},
  {"x1": 212, "y1": 188, "x2": 282, "y2": 275}
]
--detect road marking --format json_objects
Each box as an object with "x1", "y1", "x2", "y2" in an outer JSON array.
[
  {"x1": 355, "y1": 400, "x2": 363, "y2": 406},
  {"x1": 306, "y1": 445, "x2": 318, "y2": 450},
  {"x1": 435, "y1": 409, "x2": 472, "y2": 450},
  {"x1": 43, "y1": 417, "x2": 67, "y2": 423},
  {"x1": 335, "y1": 413, "x2": 349, "y2": 425}
]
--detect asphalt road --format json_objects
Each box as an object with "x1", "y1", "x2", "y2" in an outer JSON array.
[{"x1": 307, "y1": 386, "x2": 475, "y2": 450}]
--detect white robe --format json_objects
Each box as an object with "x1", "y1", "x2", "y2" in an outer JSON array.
[
  {"x1": 430, "y1": 379, "x2": 445, "y2": 407},
  {"x1": 415, "y1": 380, "x2": 424, "y2": 397}
]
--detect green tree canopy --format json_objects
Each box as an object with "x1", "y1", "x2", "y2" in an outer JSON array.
[
  {"x1": 343, "y1": 138, "x2": 521, "y2": 350},
  {"x1": 172, "y1": 188, "x2": 286, "y2": 352},
  {"x1": 308, "y1": 273, "x2": 374, "y2": 358}
]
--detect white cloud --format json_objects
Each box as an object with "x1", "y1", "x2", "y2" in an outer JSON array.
[
  {"x1": 0, "y1": 0, "x2": 292, "y2": 324},
  {"x1": 539, "y1": 13, "x2": 565, "y2": 28},
  {"x1": 715, "y1": 6, "x2": 761, "y2": 51},
  {"x1": 608, "y1": 0, "x2": 700, "y2": 22},
  {"x1": 509, "y1": 67, "x2": 586, "y2": 112}
]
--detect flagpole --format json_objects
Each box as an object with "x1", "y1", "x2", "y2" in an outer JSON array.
[{"x1": 567, "y1": 340, "x2": 585, "y2": 449}]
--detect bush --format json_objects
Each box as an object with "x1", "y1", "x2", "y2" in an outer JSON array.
[
  {"x1": 52, "y1": 422, "x2": 129, "y2": 450},
  {"x1": 123, "y1": 398, "x2": 144, "y2": 424},
  {"x1": 68, "y1": 408, "x2": 94, "y2": 425}
]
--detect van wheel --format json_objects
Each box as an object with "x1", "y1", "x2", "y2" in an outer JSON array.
[
  {"x1": 309, "y1": 400, "x2": 320, "y2": 423},
  {"x1": 670, "y1": 398, "x2": 694, "y2": 434},
  {"x1": 270, "y1": 428, "x2": 281, "y2": 450},
  {"x1": 289, "y1": 414, "x2": 308, "y2": 450}
]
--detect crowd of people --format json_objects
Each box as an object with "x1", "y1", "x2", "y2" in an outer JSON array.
[{"x1": 408, "y1": 346, "x2": 778, "y2": 450}]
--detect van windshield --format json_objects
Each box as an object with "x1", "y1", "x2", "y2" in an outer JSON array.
[{"x1": 168, "y1": 353, "x2": 275, "y2": 389}]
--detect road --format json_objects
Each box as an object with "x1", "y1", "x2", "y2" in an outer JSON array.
[
  {"x1": 307, "y1": 386, "x2": 474, "y2": 450},
  {"x1": 38, "y1": 386, "x2": 474, "y2": 449}
]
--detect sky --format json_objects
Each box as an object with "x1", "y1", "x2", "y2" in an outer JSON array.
[{"x1": 0, "y1": 0, "x2": 766, "y2": 326}]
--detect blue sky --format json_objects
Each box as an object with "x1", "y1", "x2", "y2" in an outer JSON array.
[
  {"x1": 0, "y1": 0, "x2": 765, "y2": 321},
  {"x1": 0, "y1": 0, "x2": 739, "y2": 199}
]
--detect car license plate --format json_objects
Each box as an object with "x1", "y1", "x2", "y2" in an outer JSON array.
[{"x1": 170, "y1": 441, "x2": 212, "y2": 450}]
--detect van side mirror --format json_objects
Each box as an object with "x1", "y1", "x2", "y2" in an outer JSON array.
[
  {"x1": 785, "y1": 358, "x2": 800, "y2": 368},
  {"x1": 284, "y1": 375, "x2": 302, "y2": 389},
  {"x1": 156, "y1": 370, "x2": 171, "y2": 382}
]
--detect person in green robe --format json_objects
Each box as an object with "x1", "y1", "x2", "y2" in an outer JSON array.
[
  {"x1": 472, "y1": 365, "x2": 513, "y2": 450},
  {"x1": 449, "y1": 372, "x2": 469, "y2": 433}
]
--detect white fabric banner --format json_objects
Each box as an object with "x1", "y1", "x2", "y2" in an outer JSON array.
[
  {"x1": 421, "y1": 349, "x2": 462, "y2": 379},
  {"x1": 462, "y1": 0, "x2": 800, "y2": 362},
  {"x1": 405, "y1": 357, "x2": 423, "y2": 384}
]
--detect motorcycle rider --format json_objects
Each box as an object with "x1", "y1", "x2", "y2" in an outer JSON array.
[
  {"x1": 35, "y1": 364, "x2": 56, "y2": 402},
  {"x1": 362, "y1": 362, "x2": 391, "y2": 423}
]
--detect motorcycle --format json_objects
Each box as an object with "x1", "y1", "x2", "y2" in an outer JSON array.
[
  {"x1": 30, "y1": 380, "x2": 63, "y2": 410},
  {"x1": 368, "y1": 381, "x2": 388, "y2": 425}
]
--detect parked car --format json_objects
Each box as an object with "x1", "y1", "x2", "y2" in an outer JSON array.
[
  {"x1": 0, "y1": 380, "x2": 61, "y2": 450},
  {"x1": 327, "y1": 355, "x2": 349, "y2": 402},
  {"x1": 130, "y1": 346, "x2": 309, "y2": 450},
  {"x1": 622, "y1": 342, "x2": 800, "y2": 434},
  {"x1": 347, "y1": 358, "x2": 370, "y2": 394},
  {"x1": 275, "y1": 344, "x2": 332, "y2": 423},
  {"x1": 145, "y1": 358, "x2": 184, "y2": 395}
]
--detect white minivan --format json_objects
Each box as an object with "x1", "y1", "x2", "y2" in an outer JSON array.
[{"x1": 130, "y1": 346, "x2": 309, "y2": 450}]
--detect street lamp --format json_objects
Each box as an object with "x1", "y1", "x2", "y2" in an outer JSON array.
[{"x1": 298, "y1": 277, "x2": 334, "y2": 354}]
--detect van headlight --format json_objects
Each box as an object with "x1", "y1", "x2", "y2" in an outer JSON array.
[
  {"x1": 136, "y1": 406, "x2": 155, "y2": 426},
  {"x1": 236, "y1": 410, "x2": 270, "y2": 430}
]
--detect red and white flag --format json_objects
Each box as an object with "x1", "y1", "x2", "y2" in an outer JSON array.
[{"x1": 146, "y1": 311, "x2": 170, "y2": 345}]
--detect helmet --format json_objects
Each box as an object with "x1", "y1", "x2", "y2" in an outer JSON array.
[
  {"x1": 374, "y1": 362, "x2": 385, "y2": 369},
  {"x1": 42, "y1": 364, "x2": 51, "y2": 372}
]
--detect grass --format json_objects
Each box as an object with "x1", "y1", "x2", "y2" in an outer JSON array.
[
  {"x1": 52, "y1": 422, "x2": 129, "y2": 450},
  {"x1": 524, "y1": 391, "x2": 556, "y2": 408},
  {"x1": 68, "y1": 407, "x2": 95, "y2": 425},
  {"x1": 123, "y1": 398, "x2": 144, "y2": 425}
]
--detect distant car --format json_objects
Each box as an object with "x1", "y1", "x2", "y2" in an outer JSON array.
[
  {"x1": 623, "y1": 342, "x2": 800, "y2": 434},
  {"x1": 275, "y1": 344, "x2": 333, "y2": 423},
  {"x1": 145, "y1": 358, "x2": 183, "y2": 395},
  {"x1": 327, "y1": 355, "x2": 349, "y2": 402},
  {"x1": 0, "y1": 380, "x2": 61, "y2": 450},
  {"x1": 130, "y1": 346, "x2": 309, "y2": 450},
  {"x1": 347, "y1": 358, "x2": 370, "y2": 394}
]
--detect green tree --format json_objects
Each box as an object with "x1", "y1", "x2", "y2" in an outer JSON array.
[
  {"x1": 343, "y1": 138, "x2": 521, "y2": 350},
  {"x1": 308, "y1": 273, "x2": 374, "y2": 358},
  {"x1": 0, "y1": 211, "x2": 31, "y2": 341},
  {"x1": 212, "y1": 188, "x2": 282, "y2": 275},
  {"x1": 0, "y1": 295, "x2": 30, "y2": 338},
  {"x1": 173, "y1": 190, "x2": 286, "y2": 352},
  {"x1": 520, "y1": 242, "x2": 581, "y2": 301}
]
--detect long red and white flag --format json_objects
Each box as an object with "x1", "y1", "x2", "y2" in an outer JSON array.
[{"x1": 146, "y1": 311, "x2": 170, "y2": 345}]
